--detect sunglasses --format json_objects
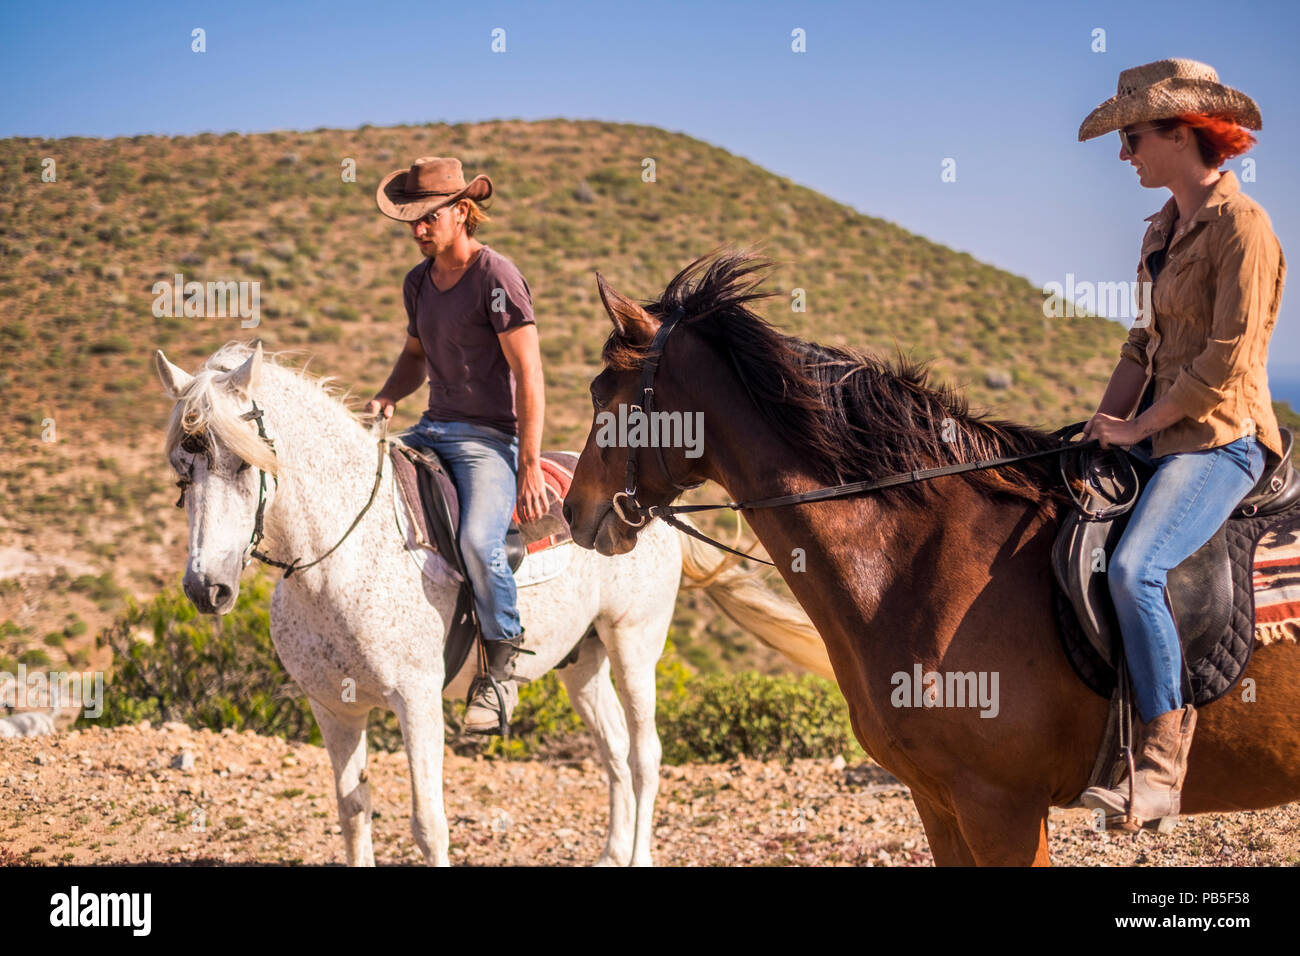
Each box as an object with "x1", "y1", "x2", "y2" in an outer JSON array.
[{"x1": 1118, "y1": 124, "x2": 1163, "y2": 155}]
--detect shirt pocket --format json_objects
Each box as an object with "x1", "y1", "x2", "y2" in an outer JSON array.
[{"x1": 1156, "y1": 246, "x2": 1213, "y2": 325}]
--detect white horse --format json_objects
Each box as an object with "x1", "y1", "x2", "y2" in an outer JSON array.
[{"x1": 153, "y1": 341, "x2": 831, "y2": 866}]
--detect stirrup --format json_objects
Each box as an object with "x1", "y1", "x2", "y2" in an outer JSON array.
[{"x1": 465, "y1": 675, "x2": 511, "y2": 737}]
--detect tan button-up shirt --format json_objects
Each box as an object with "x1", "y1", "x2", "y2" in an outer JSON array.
[{"x1": 1120, "y1": 169, "x2": 1287, "y2": 463}]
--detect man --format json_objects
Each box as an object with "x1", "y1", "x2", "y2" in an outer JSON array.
[{"x1": 366, "y1": 156, "x2": 547, "y2": 733}]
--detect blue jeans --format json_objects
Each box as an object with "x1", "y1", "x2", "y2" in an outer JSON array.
[
  {"x1": 402, "y1": 417, "x2": 522, "y2": 643},
  {"x1": 1108, "y1": 436, "x2": 1266, "y2": 721}
]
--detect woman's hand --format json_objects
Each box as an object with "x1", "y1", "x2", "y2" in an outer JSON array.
[{"x1": 1083, "y1": 412, "x2": 1142, "y2": 449}]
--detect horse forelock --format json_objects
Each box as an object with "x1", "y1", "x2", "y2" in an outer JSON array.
[{"x1": 162, "y1": 342, "x2": 368, "y2": 479}]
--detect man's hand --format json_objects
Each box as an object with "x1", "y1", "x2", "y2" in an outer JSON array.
[
  {"x1": 1083, "y1": 412, "x2": 1141, "y2": 449},
  {"x1": 364, "y1": 396, "x2": 395, "y2": 420},
  {"x1": 516, "y1": 460, "x2": 548, "y2": 523}
]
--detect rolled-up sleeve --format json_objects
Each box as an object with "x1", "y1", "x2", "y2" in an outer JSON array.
[{"x1": 1165, "y1": 211, "x2": 1281, "y2": 422}]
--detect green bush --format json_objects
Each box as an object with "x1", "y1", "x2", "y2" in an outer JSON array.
[
  {"x1": 82, "y1": 575, "x2": 320, "y2": 743},
  {"x1": 657, "y1": 671, "x2": 860, "y2": 764},
  {"x1": 87, "y1": 582, "x2": 859, "y2": 764}
]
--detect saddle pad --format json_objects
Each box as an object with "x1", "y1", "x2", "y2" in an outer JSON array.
[
  {"x1": 1055, "y1": 499, "x2": 1300, "y2": 707},
  {"x1": 390, "y1": 444, "x2": 581, "y2": 688},
  {"x1": 393, "y1": 443, "x2": 577, "y2": 559},
  {"x1": 395, "y1": 489, "x2": 574, "y2": 589},
  {"x1": 1253, "y1": 526, "x2": 1300, "y2": 644},
  {"x1": 392, "y1": 477, "x2": 465, "y2": 590},
  {"x1": 514, "y1": 452, "x2": 578, "y2": 554}
]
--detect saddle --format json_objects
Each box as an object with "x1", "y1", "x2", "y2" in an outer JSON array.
[
  {"x1": 1051, "y1": 425, "x2": 1300, "y2": 707},
  {"x1": 390, "y1": 441, "x2": 578, "y2": 688}
]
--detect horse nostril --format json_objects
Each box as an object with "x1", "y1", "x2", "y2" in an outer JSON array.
[
  {"x1": 562, "y1": 502, "x2": 573, "y2": 526},
  {"x1": 209, "y1": 583, "x2": 232, "y2": 608}
]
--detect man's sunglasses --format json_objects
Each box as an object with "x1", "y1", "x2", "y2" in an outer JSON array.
[
  {"x1": 1119, "y1": 124, "x2": 1164, "y2": 154},
  {"x1": 418, "y1": 202, "x2": 467, "y2": 226}
]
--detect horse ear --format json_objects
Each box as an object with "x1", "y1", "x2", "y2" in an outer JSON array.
[
  {"x1": 596, "y1": 272, "x2": 657, "y2": 345},
  {"x1": 224, "y1": 341, "x2": 263, "y2": 395},
  {"x1": 154, "y1": 349, "x2": 194, "y2": 399}
]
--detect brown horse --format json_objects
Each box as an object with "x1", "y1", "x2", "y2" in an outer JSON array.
[{"x1": 561, "y1": 250, "x2": 1300, "y2": 866}]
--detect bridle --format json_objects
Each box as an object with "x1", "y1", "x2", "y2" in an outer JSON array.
[
  {"x1": 610, "y1": 307, "x2": 704, "y2": 528},
  {"x1": 605, "y1": 307, "x2": 1100, "y2": 567},
  {"x1": 174, "y1": 400, "x2": 389, "y2": 578}
]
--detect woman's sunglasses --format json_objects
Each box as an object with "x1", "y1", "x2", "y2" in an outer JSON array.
[{"x1": 1119, "y1": 124, "x2": 1163, "y2": 154}]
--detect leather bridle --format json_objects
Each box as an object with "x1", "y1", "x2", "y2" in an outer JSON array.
[
  {"x1": 604, "y1": 307, "x2": 1099, "y2": 567},
  {"x1": 609, "y1": 307, "x2": 704, "y2": 528},
  {"x1": 174, "y1": 400, "x2": 388, "y2": 578}
]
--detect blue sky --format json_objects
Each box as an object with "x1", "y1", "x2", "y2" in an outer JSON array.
[{"x1": 5, "y1": 0, "x2": 1299, "y2": 394}]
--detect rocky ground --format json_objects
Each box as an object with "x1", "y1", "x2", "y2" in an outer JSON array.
[{"x1": 0, "y1": 721, "x2": 1296, "y2": 867}]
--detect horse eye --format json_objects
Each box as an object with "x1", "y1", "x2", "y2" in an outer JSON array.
[{"x1": 236, "y1": 460, "x2": 251, "y2": 475}]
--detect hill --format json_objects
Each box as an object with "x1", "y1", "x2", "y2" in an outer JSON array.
[{"x1": 3, "y1": 117, "x2": 1295, "y2": 673}]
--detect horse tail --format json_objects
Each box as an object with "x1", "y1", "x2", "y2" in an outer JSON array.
[{"x1": 674, "y1": 517, "x2": 835, "y2": 679}]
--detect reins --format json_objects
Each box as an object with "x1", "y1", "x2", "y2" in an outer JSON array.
[
  {"x1": 647, "y1": 440, "x2": 1099, "y2": 566},
  {"x1": 609, "y1": 306, "x2": 1099, "y2": 567}
]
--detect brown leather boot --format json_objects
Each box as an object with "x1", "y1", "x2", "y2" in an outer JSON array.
[{"x1": 1081, "y1": 703, "x2": 1197, "y2": 832}]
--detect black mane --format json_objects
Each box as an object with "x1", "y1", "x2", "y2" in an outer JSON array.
[{"x1": 602, "y1": 249, "x2": 1066, "y2": 506}]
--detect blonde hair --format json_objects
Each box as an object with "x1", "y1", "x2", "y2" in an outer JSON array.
[{"x1": 459, "y1": 198, "x2": 491, "y2": 237}]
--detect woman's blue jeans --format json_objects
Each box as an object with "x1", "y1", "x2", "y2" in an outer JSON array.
[
  {"x1": 1108, "y1": 435, "x2": 1266, "y2": 722},
  {"x1": 401, "y1": 417, "x2": 523, "y2": 643}
]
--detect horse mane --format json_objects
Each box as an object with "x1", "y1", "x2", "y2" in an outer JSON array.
[
  {"x1": 603, "y1": 250, "x2": 1069, "y2": 507},
  {"x1": 162, "y1": 341, "x2": 363, "y2": 479}
]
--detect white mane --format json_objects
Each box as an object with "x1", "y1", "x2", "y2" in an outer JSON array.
[{"x1": 162, "y1": 341, "x2": 364, "y2": 478}]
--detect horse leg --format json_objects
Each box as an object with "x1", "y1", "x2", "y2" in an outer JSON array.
[
  {"x1": 950, "y1": 788, "x2": 1052, "y2": 866},
  {"x1": 910, "y1": 792, "x2": 977, "y2": 866},
  {"x1": 308, "y1": 697, "x2": 374, "y2": 867},
  {"x1": 388, "y1": 684, "x2": 450, "y2": 866},
  {"x1": 556, "y1": 638, "x2": 635, "y2": 866},
  {"x1": 604, "y1": 621, "x2": 668, "y2": 867}
]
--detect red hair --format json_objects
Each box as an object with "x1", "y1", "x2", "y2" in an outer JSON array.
[{"x1": 1165, "y1": 112, "x2": 1258, "y2": 168}]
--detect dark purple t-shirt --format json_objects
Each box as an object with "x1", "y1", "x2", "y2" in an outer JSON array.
[{"x1": 403, "y1": 245, "x2": 535, "y2": 436}]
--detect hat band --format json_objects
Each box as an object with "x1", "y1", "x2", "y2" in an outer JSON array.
[{"x1": 400, "y1": 187, "x2": 460, "y2": 198}]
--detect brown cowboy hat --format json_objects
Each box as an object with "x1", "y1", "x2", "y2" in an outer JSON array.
[
  {"x1": 1078, "y1": 58, "x2": 1261, "y2": 142},
  {"x1": 375, "y1": 156, "x2": 493, "y2": 221}
]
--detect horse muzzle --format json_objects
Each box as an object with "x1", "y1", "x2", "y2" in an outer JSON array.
[{"x1": 183, "y1": 569, "x2": 240, "y2": 615}]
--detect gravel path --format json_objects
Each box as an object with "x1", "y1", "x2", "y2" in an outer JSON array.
[{"x1": 1, "y1": 722, "x2": 1297, "y2": 866}]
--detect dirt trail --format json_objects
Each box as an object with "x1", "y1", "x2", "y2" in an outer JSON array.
[{"x1": 1, "y1": 722, "x2": 1296, "y2": 866}]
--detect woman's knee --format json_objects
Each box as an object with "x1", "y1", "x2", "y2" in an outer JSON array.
[{"x1": 1107, "y1": 544, "x2": 1151, "y2": 602}]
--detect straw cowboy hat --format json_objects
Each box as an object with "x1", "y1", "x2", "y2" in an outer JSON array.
[
  {"x1": 1078, "y1": 58, "x2": 1261, "y2": 142},
  {"x1": 375, "y1": 156, "x2": 493, "y2": 221}
]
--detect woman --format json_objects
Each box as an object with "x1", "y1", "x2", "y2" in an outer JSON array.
[{"x1": 1075, "y1": 59, "x2": 1287, "y2": 831}]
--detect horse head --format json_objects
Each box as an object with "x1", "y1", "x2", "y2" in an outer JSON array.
[
  {"x1": 156, "y1": 342, "x2": 279, "y2": 614},
  {"x1": 564, "y1": 258, "x2": 753, "y2": 556}
]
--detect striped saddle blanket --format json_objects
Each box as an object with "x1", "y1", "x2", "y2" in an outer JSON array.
[{"x1": 1253, "y1": 526, "x2": 1300, "y2": 645}]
